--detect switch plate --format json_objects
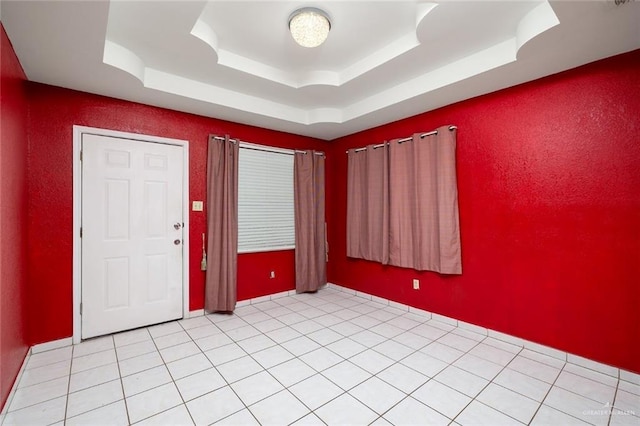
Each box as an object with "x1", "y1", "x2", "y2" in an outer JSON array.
[
  {"x1": 270, "y1": 271, "x2": 275, "y2": 279},
  {"x1": 192, "y1": 201, "x2": 203, "y2": 211},
  {"x1": 413, "y1": 279, "x2": 420, "y2": 290}
]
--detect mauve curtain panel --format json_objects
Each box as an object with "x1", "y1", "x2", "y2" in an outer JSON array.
[
  {"x1": 205, "y1": 135, "x2": 239, "y2": 312},
  {"x1": 389, "y1": 126, "x2": 462, "y2": 273},
  {"x1": 294, "y1": 151, "x2": 327, "y2": 293},
  {"x1": 346, "y1": 144, "x2": 390, "y2": 263}
]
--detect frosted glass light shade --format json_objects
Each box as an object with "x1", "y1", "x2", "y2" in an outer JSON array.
[{"x1": 289, "y1": 8, "x2": 331, "y2": 48}]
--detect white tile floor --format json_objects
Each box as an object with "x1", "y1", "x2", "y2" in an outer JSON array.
[{"x1": 2, "y1": 287, "x2": 639, "y2": 425}]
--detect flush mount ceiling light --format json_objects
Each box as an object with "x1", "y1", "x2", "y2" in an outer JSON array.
[{"x1": 288, "y1": 7, "x2": 331, "y2": 48}]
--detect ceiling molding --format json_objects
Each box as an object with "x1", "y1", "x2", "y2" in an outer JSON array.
[
  {"x1": 516, "y1": 1, "x2": 560, "y2": 53},
  {"x1": 2, "y1": 0, "x2": 638, "y2": 140},
  {"x1": 101, "y1": 1, "x2": 559, "y2": 127},
  {"x1": 103, "y1": 40, "x2": 145, "y2": 84},
  {"x1": 190, "y1": 2, "x2": 439, "y2": 89}
]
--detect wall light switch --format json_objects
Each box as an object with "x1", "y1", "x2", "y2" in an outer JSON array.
[
  {"x1": 192, "y1": 201, "x2": 204, "y2": 211},
  {"x1": 413, "y1": 279, "x2": 420, "y2": 290}
]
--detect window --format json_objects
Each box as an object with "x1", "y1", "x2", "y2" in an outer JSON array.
[{"x1": 238, "y1": 143, "x2": 295, "y2": 253}]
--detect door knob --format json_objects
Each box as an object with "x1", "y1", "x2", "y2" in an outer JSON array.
[
  {"x1": 174, "y1": 223, "x2": 182, "y2": 230},
  {"x1": 174, "y1": 239, "x2": 181, "y2": 245}
]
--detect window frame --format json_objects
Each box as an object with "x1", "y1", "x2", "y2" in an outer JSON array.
[{"x1": 237, "y1": 142, "x2": 296, "y2": 254}]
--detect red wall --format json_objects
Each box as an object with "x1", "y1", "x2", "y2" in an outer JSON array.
[
  {"x1": 327, "y1": 50, "x2": 640, "y2": 373},
  {"x1": 0, "y1": 24, "x2": 30, "y2": 409},
  {"x1": 26, "y1": 83, "x2": 326, "y2": 345},
  {"x1": 238, "y1": 250, "x2": 296, "y2": 301}
]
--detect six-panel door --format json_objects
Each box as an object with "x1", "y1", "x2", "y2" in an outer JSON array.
[{"x1": 81, "y1": 133, "x2": 184, "y2": 339}]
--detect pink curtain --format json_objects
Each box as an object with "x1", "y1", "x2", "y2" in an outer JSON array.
[
  {"x1": 346, "y1": 145, "x2": 390, "y2": 263},
  {"x1": 205, "y1": 135, "x2": 239, "y2": 312},
  {"x1": 389, "y1": 126, "x2": 461, "y2": 273},
  {"x1": 294, "y1": 151, "x2": 326, "y2": 293}
]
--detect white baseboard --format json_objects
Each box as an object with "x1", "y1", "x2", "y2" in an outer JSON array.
[
  {"x1": 236, "y1": 289, "x2": 297, "y2": 307},
  {"x1": 488, "y1": 329, "x2": 525, "y2": 347},
  {"x1": 249, "y1": 295, "x2": 271, "y2": 304},
  {"x1": 269, "y1": 290, "x2": 291, "y2": 300},
  {"x1": 621, "y1": 369, "x2": 640, "y2": 385},
  {"x1": 236, "y1": 299, "x2": 250, "y2": 308},
  {"x1": 31, "y1": 337, "x2": 72, "y2": 354},
  {"x1": 432, "y1": 312, "x2": 458, "y2": 327},
  {"x1": 458, "y1": 320, "x2": 489, "y2": 336},
  {"x1": 408, "y1": 306, "x2": 433, "y2": 320},
  {"x1": 22, "y1": 282, "x2": 640, "y2": 385},
  {"x1": 326, "y1": 282, "x2": 637, "y2": 381},
  {"x1": 187, "y1": 309, "x2": 204, "y2": 318},
  {"x1": 523, "y1": 339, "x2": 567, "y2": 361},
  {"x1": 568, "y1": 353, "x2": 619, "y2": 377}
]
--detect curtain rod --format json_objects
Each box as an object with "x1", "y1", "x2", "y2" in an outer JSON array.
[
  {"x1": 345, "y1": 125, "x2": 457, "y2": 154},
  {"x1": 212, "y1": 136, "x2": 325, "y2": 157}
]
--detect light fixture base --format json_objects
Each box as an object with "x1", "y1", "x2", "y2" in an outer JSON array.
[{"x1": 288, "y1": 7, "x2": 331, "y2": 48}]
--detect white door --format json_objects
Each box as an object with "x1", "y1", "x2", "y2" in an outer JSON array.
[{"x1": 81, "y1": 133, "x2": 184, "y2": 339}]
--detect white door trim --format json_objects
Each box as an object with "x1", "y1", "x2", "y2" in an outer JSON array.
[{"x1": 72, "y1": 125, "x2": 190, "y2": 344}]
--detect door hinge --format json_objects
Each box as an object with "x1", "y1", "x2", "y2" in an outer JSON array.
[
  {"x1": 80, "y1": 303, "x2": 83, "y2": 315},
  {"x1": 80, "y1": 150, "x2": 83, "y2": 161},
  {"x1": 80, "y1": 227, "x2": 83, "y2": 238}
]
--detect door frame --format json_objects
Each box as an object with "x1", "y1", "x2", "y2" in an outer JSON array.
[{"x1": 72, "y1": 125, "x2": 190, "y2": 344}]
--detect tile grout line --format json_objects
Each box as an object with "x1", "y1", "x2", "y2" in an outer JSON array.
[
  {"x1": 255, "y1": 299, "x2": 346, "y2": 422},
  {"x1": 64, "y1": 336, "x2": 114, "y2": 422},
  {"x1": 434, "y1": 332, "x2": 496, "y2": 424},
  {"x1": 454, "y1": 344, "x2": 531, "y2": 425},
  {"x1": 531, "y1": 360, "x2": 592, "y2": 425},
  {"x1": 4, "y1": 351, "x2": 70, "y2": 416},
  {"x1": 9, "y1": 287, "x2": 633, "y2": 425},
  {"x1": 281, "y1": 296, "x2": 438, "y2": 423},
  {"x1": 257, "y1": 293, "x2": 389, "y2": 423},
  {"x1": 607, "y1": 378, "x2": 619, "y2": 426},
  {"x1": 315, "y1": 298, "x2": 471, "y2": 423},
  {"x1": 259, "y1": 299, "x2": 352, "y2": 425},
  {"x1": 179, "y1": 315, "x2": 258, "y2": 426},
  {"x1": 61, "y1": 341, "x2": 74, "y2": 424},
  {"x1": 544, "y1": 366, "x2": 621, "y2": 416},
  {"x1": 331, "y1": 283, "x2": 631, "y2": 384},
  {"x1": 110, "y1": 334, "x2": 132, "y2": 426},
  {"x1": 216, "y1": 296, "x2": 335, "y2": 424},
  {"x1": 135, "y1": 324, "x2": 187, "y2": 424},
  {"x1": 209, "y1": 300, "x2": 328, "y2": 423},
  {"x1": 180, "y1": 294, "x2": 370, "y2": 423}
]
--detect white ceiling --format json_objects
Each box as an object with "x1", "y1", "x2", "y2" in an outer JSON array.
[{"x1": 2, "y1": 0, "x2": 639, "y2": 140}]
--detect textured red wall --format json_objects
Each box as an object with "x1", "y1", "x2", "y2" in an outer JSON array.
[
  {"x1": 26, "y1": 83, "x2": 326, "y2": 345},
  {"x1": 327, "y1": 50, "x2": 640, "y2": 373},
  {"x1": 238, "y1": 250, "x2": 296, "y2": 301},
  {"x1": 0, "y1": 24, "x2": 30, "y2": 409}
]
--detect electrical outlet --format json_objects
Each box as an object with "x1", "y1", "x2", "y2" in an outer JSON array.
[
  {"x1": 413, "y1": 279, "x2": 420, "y2": 290},
  {"x1": 270, "y1": 271, "x2": 275, "y2": 279}
]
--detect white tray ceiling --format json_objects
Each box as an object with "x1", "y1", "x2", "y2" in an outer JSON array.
[{"x1": 2, "y1": 1, "x2": 639, "y2": 140}]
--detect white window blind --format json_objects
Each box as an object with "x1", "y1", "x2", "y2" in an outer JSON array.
[{"x1": 238, "y1": 143, "x2": 295, "y2": 253}]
